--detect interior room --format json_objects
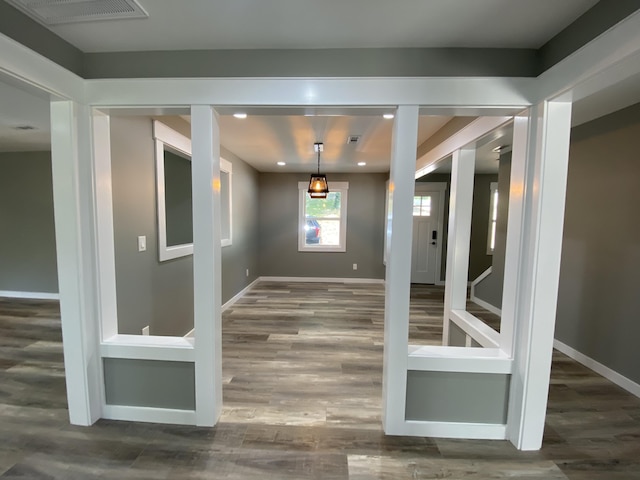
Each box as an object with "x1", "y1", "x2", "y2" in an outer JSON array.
[{"x1": 1, "y1": 0, "x2": 640, "y2": 478}]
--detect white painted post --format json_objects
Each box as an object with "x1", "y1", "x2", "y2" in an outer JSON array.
[
  {"x1": 499, "y1": 112, "x2": 529, "y2": 358},
  {"x1": 442, "y1": 148, "x2": 476, "y2": 345},
  {"x1": 191, "y1": 105, "x2": 223, "y2": 426},
  {"x1": 50, "y1": 101, "x2": 103, "y2": 425},
  {"x1": 382, "y1": 105, "x2": 419, "y2": 434},
  {"x1": 91, "y1": 110, "x2": 119, "y2": 341},
  {"x1": 506, "y1": 101, "x2": 572, "y2": 450}
]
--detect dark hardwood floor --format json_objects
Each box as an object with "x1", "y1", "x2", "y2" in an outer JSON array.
[{"x1": 0, "y1": 283, "x2": 639, "y2": 479}]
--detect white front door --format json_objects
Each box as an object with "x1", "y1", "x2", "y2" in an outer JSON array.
[{"x1": 411, "y1": 188, "x2": 443, "y2": 284}]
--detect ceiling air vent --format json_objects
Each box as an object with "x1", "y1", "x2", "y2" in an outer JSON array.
[
  {"x1": 5, "y1": 0, "x2": 148, "y2": 25},
  {"x1": 346, "y1": 135, "x2": 361, "y2": 145}
]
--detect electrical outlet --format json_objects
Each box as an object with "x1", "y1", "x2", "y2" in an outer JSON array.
[
  {"x1": 138, "y1": 235, "x2": 146, "y2": 252},
  {"x1": 142, "y1": 325, "x2": 150, "y2": 335},
  {"x1": 353, "y1": 263, "x2": 358, "y2": 270}
]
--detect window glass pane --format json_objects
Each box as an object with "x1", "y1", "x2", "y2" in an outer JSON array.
[
  {"x1": 316, "y1": 219, "x2": 340, "y2": 246},
  {"x1": 421, "y1": 196, "x2": 431, "y2": 216},
  {"x1": 306, "y1": 192, "x2": 341, "y2": 217},
  {"x1": 304, "y1": 192, "x2": 341, "y2": 246}
]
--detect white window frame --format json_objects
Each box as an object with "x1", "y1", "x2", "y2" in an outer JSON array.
[
  {"x1": 154, "y1": 120, "x2": 193, "y2": 262},
  {"x1": 220, "y1": 157, "x2": 232, "y2": 247},
  {"x1": 298, "y1": 181, "x2": 349, "y2": 252},
  {"x1": 487, "y1": 181, "x2": 498, "y2": 255}
]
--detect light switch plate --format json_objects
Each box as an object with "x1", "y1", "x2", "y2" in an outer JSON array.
[{"x1": 138, "y1": 235, "x2": 146, "y2": 252}]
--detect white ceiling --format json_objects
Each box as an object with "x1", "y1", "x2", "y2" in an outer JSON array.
[
  {"x1": 0, "y1": 79, "x2": 51, "y2": 152},
  {"x1": 215, "y1": 110, "x2": 451, "y2": 173},
  {"x1": 41, "y1": 0, "x2": 598, "y2": 53}
]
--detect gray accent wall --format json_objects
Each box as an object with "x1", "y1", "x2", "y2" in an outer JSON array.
[
  {"x1": 538, "y1": 0, "x2": 640, "y2": 73},
  {"x1": 258, "y1": 173, "x2": 386, "y2": 279},
  {"x1": 103, "y1": 358, "x2": 195, "y2": 410},
  {"x1": 0, "y1": 152, "x2": 58, "y2": 293},
  {"x1": 220, "y1": 147, "x2": 260, "y2": 304},
  {"x1": 0, "y1": 2, "x2": 84, "y2": 76},
  {"x1": 83, "y1": 48, "x2": 538, "y2": 79},
  {"x1": 406, "y1": 370, "x2": 510, "y2": 423},
  {"x1": 469, "y1": 174, "x2": 498, "y2": 281},
  {"x1": 110, "y1": 116, "x2": 194, "y2": 336},
  {"x1": 473, "y1": 153, "x2": 512, "y2": 309},
  {"x1": 556, "y1": 102, "x2": 640, "y2": 385}
]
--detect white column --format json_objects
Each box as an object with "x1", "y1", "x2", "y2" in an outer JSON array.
[
  {"x1": 506, "y1": 101, "x2": 572, "y2": 450},
  {"x1": 191, "y1": 105, "x2": 223, "y2": 426},
  {"x1": 382, "y1": 105, "x2": 419, "y2": 434},
  {"x1": 442, "y1": 148, "x2": 476, "y2": 345},
  {"x1": 50, "y1": 101, "x2": 102, "y2": 425}
]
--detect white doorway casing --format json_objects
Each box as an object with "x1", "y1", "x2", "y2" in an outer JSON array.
[{"x1": 411, "y1": 183, "x2": 446, "y2": 284}]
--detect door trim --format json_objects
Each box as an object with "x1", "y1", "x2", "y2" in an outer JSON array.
[{"x1": 414, "y1": 182, "x2": 447, "y2": 285}]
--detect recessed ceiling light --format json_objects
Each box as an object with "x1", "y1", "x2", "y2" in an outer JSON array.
[
  {"x1": 277, "y1": 161, "x2": 286, "y2": 166},
  {"x1": 383, "y1": 113, "x2": 395, "y2": 119},
  {"x1": 357, "y1": 162, "x2": 366, "y2": 166},
  {"x1": 233, "y1": 113, "x2": 247, "y2": 119}
]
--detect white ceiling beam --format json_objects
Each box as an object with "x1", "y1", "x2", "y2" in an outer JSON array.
[
  {"x1": 85, "y1": 77, "x2": 535, "y2": 108},
  {"x1": 415, "y1": 116, "x2": 512, "y2": 178},
  {"x1": 0, "y1": 32, "x2": 84, "y2": 102}
]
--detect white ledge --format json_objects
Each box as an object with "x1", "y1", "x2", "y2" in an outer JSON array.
[
  {"x1": 101, "y1": 334, "x2": 195, "y2": 362},
  {"x1": 408, "y1": 345, "x2": 512, "y2": 374}
]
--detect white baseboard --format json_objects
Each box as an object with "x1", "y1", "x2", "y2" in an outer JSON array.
[
  {"x1": 259, "y1": 276, "x2": 384, "y2": 284},
  {"x1": 553, "y1": 339, "x2": 640, "y2": 399},
  {"x1": 397, "y1": 420, "x2": 506, "y2": 440},
  {"x1": 469, "y1": 297, "x2": 502, "y2": 316},
  {"x1": 184, "y1": 278, "x2": 261, "y2": 338},
  {"x1": 102, "y1": 404, "x2": 196, "y2": 425},
  {"x1": 222, "y1": 277, "x2": 261, "y2": 311},
  {"x1": 0, "y1": 290, "x2": 60, "y2": 300}
]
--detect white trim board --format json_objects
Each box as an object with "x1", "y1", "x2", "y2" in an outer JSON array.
[
  {"x1": 470, "y1": 297, "x2": 502, "y2": 317},
  {"x1": 102, "y1": 405, "x2": 196, "y2": 425},
  {"x1": 553, "y1": 339, "x2": 640, "y2": 399},
  {"x1": 259, "y1": 276, "x2": 384, "y2": 284},
  {"x1": 401, "y1": 420, "x2": 507, "y2": 440},
  {"x1": 0, "y1": 290, "x2": 60, "y2": 300}
]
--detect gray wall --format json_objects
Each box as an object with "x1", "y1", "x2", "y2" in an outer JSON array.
[
  {"x1": 258, "y1": 173, "x2": 386, "y2": 279},
  {"x1": 111, "y1": 116, "x2": 194, "y2": 336},
  {"x1": 406, "y1": 370, "x2": 510, "y2": 423},
  {"x1": 220, "y1": 147, "x2": 260, "y2": 303},
  {"x1": 0, "y1": 152, "x2": 58, "y2": 293},
  {"x1": 103, "y1": 358, "x2": 195, "y2": 410},
  {"x1": 556, "y1": 103, "x2": 640, "y2": 385},
  {"x1": 469, "y1": 174, "x2": 498, "y2": 280},
  {"x1": 473, "y1": 153, "x2": 512, "y2": 308}
]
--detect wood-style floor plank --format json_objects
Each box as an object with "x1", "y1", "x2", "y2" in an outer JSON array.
[{"x1": 1, "y1": 283, "x2": 639, "y2": 479}]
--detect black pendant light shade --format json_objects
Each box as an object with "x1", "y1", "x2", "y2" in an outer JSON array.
[{"x1": 308, "y1": 142, "x2": 329, "y2": 199}]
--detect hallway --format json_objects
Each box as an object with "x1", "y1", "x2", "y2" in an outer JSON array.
[{"x1": 0, "y1": 284, "x2": 639, "y2": 478}]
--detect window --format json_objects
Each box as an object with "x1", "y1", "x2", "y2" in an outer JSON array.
[
  {"x1": 154, "y1": 120, "x2": 193, "y2": 261},
  {"x1": 413, "y1": 195, "x2": 431, "y2": 216},
  {"x1": 298, "y1": 181, "x2": 348, "y2": 252},
  {"x1": 487, "y1": 182, "x2": 498, "y2": 254},
  {"x1": 154, "y1": 121, "x2": 233, "y2": 261},
  {"x1": 220, "y1": 158, "x2": 232, "y2": 247}
]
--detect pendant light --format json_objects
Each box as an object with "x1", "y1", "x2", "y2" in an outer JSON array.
[{"x1": 308, "y1": 142, "x2": 329, "y2": 199}]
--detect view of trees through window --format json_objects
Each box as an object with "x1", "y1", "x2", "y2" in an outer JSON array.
[{"x1": 305, "y1": 192, "x2": 341, "y2": 246}]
